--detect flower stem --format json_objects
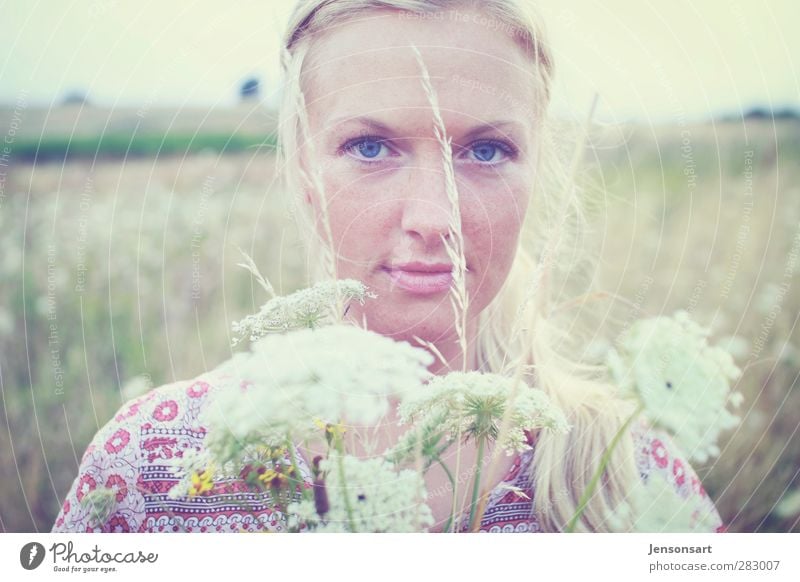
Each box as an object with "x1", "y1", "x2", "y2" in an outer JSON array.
[
  {"x1": 467, "y1": 436, "x2": 486, "y2": 531},
  {"x1": 434, "y1": 456, "x2": 456, "y2": 533},
  {"x1": 449, "y1": 425, "x2": 463, "y2": 532},
  {"x1": 334, "y1": 435, "x2": 357, "y2": 532},
  {"x1": 285, "y1": 437, "x2": 312, "y2": 504},
  {"x1": 565, "y1": 401, "x2": 644, "y2": 532}
]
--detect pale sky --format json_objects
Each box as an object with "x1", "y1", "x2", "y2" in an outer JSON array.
[{"x1": 1, "y1": 0, "x2": 798, "y2": 122}]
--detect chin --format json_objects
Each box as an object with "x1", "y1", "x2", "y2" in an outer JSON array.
[{"x1": 366, "y1": 306, "x2": 461, "y2": 344}]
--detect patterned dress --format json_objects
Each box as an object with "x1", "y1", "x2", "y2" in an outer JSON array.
[{"x1": 52, "y1": 362, "x2": 726, "y2": 533}]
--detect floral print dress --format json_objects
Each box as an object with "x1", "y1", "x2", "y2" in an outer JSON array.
[{"x1": 52, "y1": 363, "x2": 726, "y2": 533}]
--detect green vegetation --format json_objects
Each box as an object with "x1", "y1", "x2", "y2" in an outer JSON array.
[{"x1": 13, "y1": 131, "x2": 278, "y2": 160}]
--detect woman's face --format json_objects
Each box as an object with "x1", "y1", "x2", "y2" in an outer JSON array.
[{"x1": 301, "y1": 8, "x2": 540, "y2": 346}]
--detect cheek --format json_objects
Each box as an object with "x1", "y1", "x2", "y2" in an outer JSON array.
[
  {"x1": 461, "y1": 178, "x2": 529, "y2": 303},
  {"x1": 317, "y1": 175, "x2": 397, "y2": 265},
  {"x1": 463, "y1": 178, "x2": 529, "y2": 260}
]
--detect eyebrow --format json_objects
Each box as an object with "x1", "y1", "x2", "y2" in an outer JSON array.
[{"x1": 326, "y1": 115, "x2": 526, "y2": 143}]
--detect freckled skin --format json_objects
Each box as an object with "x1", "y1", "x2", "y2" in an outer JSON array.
[{"x1": 302, "y1": 8, "x2": 539, "y2": 364}]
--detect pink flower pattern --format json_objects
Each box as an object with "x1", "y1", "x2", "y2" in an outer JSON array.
[
  {"x1": 105, "y1": 474, "x2": 128, "y2": 502},
  {"x1": 152, "y1": 400, "x2": 178, "y2": 422},
  {"x1": 104, "y1": 429, "x2": 130, "y2": 454},
  {"x1": 651, "y1": 438, "x2": 669, "y2": 468},
  {"x1": 76, "y1": 474, "x2": 96, "y2": 502},
  {"x1": 186, "y1": 381, "x2": 209, "y2": 398},
  {"x1": 673, "y1": 458, "x2": 686, "y2": 487}
]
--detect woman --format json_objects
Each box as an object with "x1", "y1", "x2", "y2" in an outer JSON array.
[{"x1": 52, "y1": 0, "x2": 724, "y2": 533}]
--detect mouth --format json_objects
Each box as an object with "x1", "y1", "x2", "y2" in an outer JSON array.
[{"x1": 381, "y1": 261, "x2": 457, "y2": 296}]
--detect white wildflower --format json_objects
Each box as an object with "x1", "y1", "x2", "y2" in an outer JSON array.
[
  {"x1": 717, "y1": 335, "x2": 750, "y2": 360},
  {"x1": 773, "y1": 488, "x2": 800, "y2": 519},
  {"x1": 393, "y1": 371, "x2": 570, "y2": 460},
  {"x1": 80, "y1": 487, "x2": 118, "y2": 527},
  {"x1": 582, "y1": 337, "x2": 612, "y2": 365},
  {"x1": 606, "y1": 310, "x2": 743, "y2": 463},
  {"x1": 164, "y1": 448, "x2": 216, "y2": 500},
  {"x1": 121, "y1": 374, "x2": 153, "y2": 401},
  {"x1": 287, "y1": 453, "x2": 433, "y2": 532},
  {"x1": 203, "y1": 325, "x2": 434, "y2": 464},
  {"x1": 755, "y1": 283, "x2": 783, "y2": 315},
  {"x1": 777, "y1": 342, "x2": 800, "y2": 368},
  {"x1": 230, "y1": 279, "x2": 376, "y2": 346},
  {"x1": 606, "y1": 472, "x2": 720, "y2": 533}
]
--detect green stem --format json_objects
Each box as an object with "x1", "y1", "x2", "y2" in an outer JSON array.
[
  {"x1": 434, "y1": 456, "x2": 457, "y2": 533},
  {"x1": 285, "y1": 437, "x2": 312, "y2": 504},
  {"x1": 467, "y1": 436, "x2": 486, "y2": 532},
  {"x1": 334, "y1": 435, "x2": 357, "y2": 532},
  {"x1": 565, "y1": 402, "x2": 644, "y2": 532},
  {"x1": 449, "y1": 424, "x2": 464, "y2": 533}
]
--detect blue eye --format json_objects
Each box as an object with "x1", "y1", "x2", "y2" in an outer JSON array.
[
  {"x1": 344, "y1": 136, "x2": 387, "y2": 161},
  {"x1": 473, "y1": 143, "x2": 498, "y2": 162},
  {"x1": 356, "y1": 139, "x2": 383, "y2": 158},
  {"x1": 467, "y1": 140, "x2": 514, "y2": 164}
]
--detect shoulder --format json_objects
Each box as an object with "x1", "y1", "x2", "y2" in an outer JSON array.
[
  {"x1": 110, "y1": 360, "x2": 248, "y2": 451},
  {"x1": 52, "y1": 363, "x2": 243, "y2": 533},
  {"x1": 629, "y1": 418, "x2": 726, "y2": 532}
]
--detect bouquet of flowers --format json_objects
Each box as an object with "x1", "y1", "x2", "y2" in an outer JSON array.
[{"x1": 162, "y1": 279, "x2": 569, "y2": 533}]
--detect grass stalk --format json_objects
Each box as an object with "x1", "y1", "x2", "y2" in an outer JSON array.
[
  {"x1": 565, "y1": 401, "x2": 644, "y2": 532},
  {"x1": 293, "y1": 88, "x2": 344, "y2": 321},
  {"x1": 412, "y1": 45, "x2": 472, "y2": 533},
  {"x1": 470, "y1": 95, "x2": 600, "y2": 532}
]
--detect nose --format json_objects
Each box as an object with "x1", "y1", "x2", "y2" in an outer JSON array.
[{"x1": 400, "y1": 164, "x2": 457, "y2": 249}]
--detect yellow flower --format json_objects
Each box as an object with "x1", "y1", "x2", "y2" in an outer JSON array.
[
  {"x1": 189, "y1": 467, "x2": 214, "y2": 497},
  {"x1": 258, "y1": 468, "x2": 278, "y2": 486},
  {"x1": 326, "y1": 423, "x2": 347, "y2": 440}
]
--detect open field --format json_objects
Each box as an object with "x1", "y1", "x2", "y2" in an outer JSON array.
[
  {"x1": 0, "y1": 103, "x2": 278, "y2": 160},
  {"x1": 0, "y1": 111, "x2": 798, "y2": 532}
]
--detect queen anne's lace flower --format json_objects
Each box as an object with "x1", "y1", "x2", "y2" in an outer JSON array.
[
  {"x1": 287, "y1": 453, "x2": 433, "y2": 532},
  {"x1": 392, "y1": 371, "x2": 570, "y2": 460},
  {"x1": 203, "y1": 325, "x2": 434, "y2": 464},
  {"x1": 606, "y1": 310, "x2": 743, "y2": 463},
  {"x1": 80, "y1": 487, "x2": 118, "y2": 527},
  {"x1": 230, "y1": 279, "x2": 376, "y2": 345},
  {"x1": 605, "y1": 471, "x2": 720, "y2": 533}
]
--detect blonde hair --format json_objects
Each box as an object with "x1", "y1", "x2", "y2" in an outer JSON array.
[{"x1": 277, "y1": 0, "x2": 638, "y2": 532}]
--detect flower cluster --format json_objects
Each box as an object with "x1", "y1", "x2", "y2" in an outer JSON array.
[
  {"x1": 287, "y1": 453, "x2": 433, "y2": 532},
  {"x1": 605, "y1": 471, "x2": 720, "y2": 533},
  {"x1": 606, "y1": 310, "x2": 743, "y2": 463},
  {"x1": 202, "y1": 324, "x2": 434, "y2": 465},
  {"x1": 230, "y1": 279, "x2": 375, "y2": 345},
  {"x1": 166, "y1": 448, "x2": 216, "y2": 500},
  {"x1": 392, "y1": 371, "x2": 570, "y2": 461}
]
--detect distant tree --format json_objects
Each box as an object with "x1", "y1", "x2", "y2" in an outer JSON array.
[
  {"x1": 774, "y1": 108, "x2": 800, "y2": 120},
  {"x1": 743, "y1": 107, "x2": 800, "y2": 121},
  {"x1": 240, "y1": 77, "x2": 261, "y2": 101},
  {"x1": 61, "y1": 90, "x2": 90, "y2": 106}
]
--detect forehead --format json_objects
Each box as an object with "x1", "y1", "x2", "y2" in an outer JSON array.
[{"x1": 303, "y1": 8, "x2": 538, "y2": 133}]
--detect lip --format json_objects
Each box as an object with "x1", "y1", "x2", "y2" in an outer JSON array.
[
  {"x1": 386, "y1": 269, "x2": 453, "y2": 295},
  {"x1": 382, "y1": 262, "x2": 454, "y2": 295},
  {"x1": 387, "y1": 261, "x2": 453, "y2": 273}
]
